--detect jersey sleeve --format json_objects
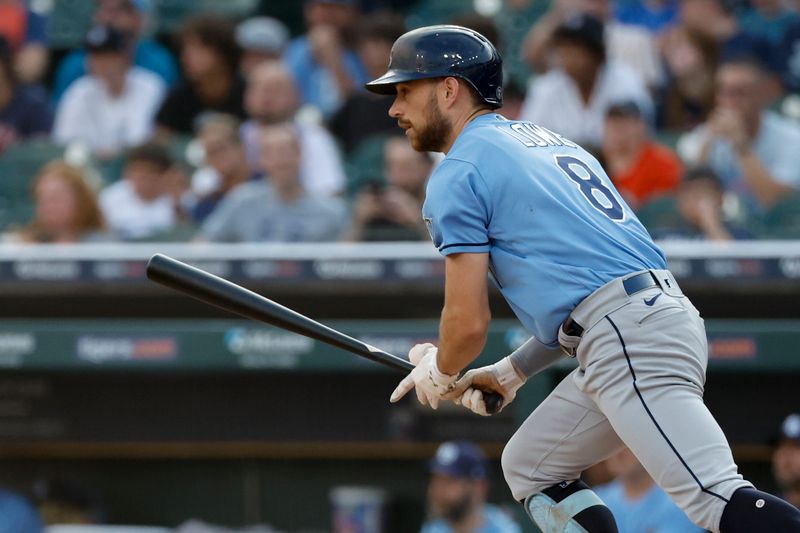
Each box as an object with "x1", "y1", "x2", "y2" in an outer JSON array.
[{"x1": 422, "y1": 158, "x2": 492, "y2": 256}]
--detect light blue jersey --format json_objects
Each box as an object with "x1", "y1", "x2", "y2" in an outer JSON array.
[{"x1": 423, "y1": 114, "x2": 666, "y2": 347}]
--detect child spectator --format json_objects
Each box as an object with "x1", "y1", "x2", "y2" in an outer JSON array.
[
  {"x1": 52, "y1": 25, "x2": 165, "y2": 157},
  {"x1": 773, "y1": 413, "x2": 800, "y2": 509},
  {"x1": 648, "y1": 166, "x2": 752, "y2": 241},
  {"x1": 155, "y1": 16, "x2": 244, "y2": 136},
  {"x1": 99, "y1": 143, "x2": 182, "y2": 240},
  {"x1": 0, "y1": 36, "x2": 51, "y2": 153},
  {"x1": 199, "y1": 123, "x2": 346, "y2": 242},
  {"x1": 343, "y1": 136, "x2": 433, "y2": 242},
  {"x1": 602, "y1": 100, "x2": 682, "y2": 210},
  {"x1": 53, "y1": 0, "x2": 177, "y2": 102},
  {"x1": 11, "y1": 161, "x2": 106, "y2": 243}
]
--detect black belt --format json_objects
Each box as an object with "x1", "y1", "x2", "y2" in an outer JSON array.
[{"x1": 561, "y1": 271, "x2": 661, "y2": 340}]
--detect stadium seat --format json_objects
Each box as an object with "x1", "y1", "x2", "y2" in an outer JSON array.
[
  {"x1": 46, "y1": 0, "x2": 95, "y2": 49},
  {"x1": 0, "y1": 141, "x2": 65, "y2": 230},
  {"x1": 635, "y1": 196, "x2": 683, "y2": 234},
  {"x1": 405, "y1": 0, "x2": 477, "y2": 28},
  {"x1": 344, "y1": 133, "x2": 395, "y2": 197},
  {"x1": 758, "y1": 192, "x2": 800, "y2": 239},
  {"x1": 155, "y1": 0, "x2": 260, "y2": 34}
]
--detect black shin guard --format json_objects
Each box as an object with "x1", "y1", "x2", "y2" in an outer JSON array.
[
  {"x1": 719, "y1": 487, "x2": 800, "y2": 532},
  {"x1": 539, "y1": 480, "x2": 619, "y2": 532}
]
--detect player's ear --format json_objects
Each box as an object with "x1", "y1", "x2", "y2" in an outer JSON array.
[{"x1": 440, "y1": 76, "x2": 460, "y2": 107}]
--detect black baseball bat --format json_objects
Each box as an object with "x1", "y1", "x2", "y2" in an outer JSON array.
[{"x1": 145, "y1": 254, "x2": 503, "y2": 414}]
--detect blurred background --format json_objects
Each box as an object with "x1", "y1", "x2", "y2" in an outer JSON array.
[{"x1": 0, "y1": 0, "x2": 798, "y2": 531}]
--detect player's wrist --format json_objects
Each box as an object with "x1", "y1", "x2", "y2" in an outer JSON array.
[
  {"x1": 431, "y1": 353, "x2": 458, "y2": 390},
  {"x1": 493, "y1": 357, "x2": 526, "y2": 390}
]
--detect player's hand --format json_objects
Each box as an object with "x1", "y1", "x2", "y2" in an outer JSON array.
[
  {"x1": 445, "y1": 357, "x2": 526, "y2": 416},
  {"x1": 389, "y1": 343, "x2": 457, "y2": 409}
]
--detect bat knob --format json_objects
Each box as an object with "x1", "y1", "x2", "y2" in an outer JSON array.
[{"x1": 482, "y1": 391, "x2": 504, "y2": 415}]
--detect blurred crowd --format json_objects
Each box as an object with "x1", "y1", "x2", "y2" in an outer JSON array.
[{"x1": 1, "y1": 0, "x2": 800, "y2": 246}]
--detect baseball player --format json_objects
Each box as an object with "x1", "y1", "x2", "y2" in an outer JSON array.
[{"x1": 365, "y1": 25, "x2": 800, "y2": 533}]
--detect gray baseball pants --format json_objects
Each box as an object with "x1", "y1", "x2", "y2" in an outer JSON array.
[{"x1": 502, "y1": 270, "x2": 752, "y2": 532}]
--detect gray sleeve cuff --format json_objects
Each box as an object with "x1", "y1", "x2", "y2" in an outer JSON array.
[{"x1": 508, "y1": 336, "x2": 565, "y2": 378}]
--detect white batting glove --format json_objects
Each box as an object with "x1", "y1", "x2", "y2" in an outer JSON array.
[
  {"x1": 449, "y1": 357, "x2": 526, "y2": 416},
  {"x1": 389, "y1": 343, "x2": 457, "y2": 409}
]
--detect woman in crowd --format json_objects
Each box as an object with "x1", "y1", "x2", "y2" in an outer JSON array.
[{"x1": 11, "y1": 161, "x2": 106, "y2": 243}]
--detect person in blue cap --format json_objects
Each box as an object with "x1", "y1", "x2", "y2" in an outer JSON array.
[{"x1": 422, "y1": 441, "x2": 520, "y2": 533}]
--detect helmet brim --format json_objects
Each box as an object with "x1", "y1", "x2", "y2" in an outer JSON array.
[{"x1": 365, "y1": 70, "x2": 437, "y2": 95}]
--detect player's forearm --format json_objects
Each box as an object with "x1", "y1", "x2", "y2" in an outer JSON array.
[
  {"x1": 508, "y1": 336, "x2": 565, "y2": 379},
  {"x1": 436, "y1": 305, "x2": 490, "y2": 376}
]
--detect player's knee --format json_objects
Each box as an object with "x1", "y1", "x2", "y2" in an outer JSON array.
[
  {"x1": 524, "y1": 481, "x2": 618, "y2": 533},
  {"x1": 501, "y1": 431, "x2": 531, "y2": 500},
  {"x1": 719, "y1": 487, "x2": 800, "y2": 533}
]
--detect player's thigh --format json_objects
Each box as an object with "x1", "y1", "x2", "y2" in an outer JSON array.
[
  {"x1": 574, "y1": 300, "x2": 748, "y2": 529},
  {"x1": 502, "y1": 369, "x2": 624, "y2": 501}
]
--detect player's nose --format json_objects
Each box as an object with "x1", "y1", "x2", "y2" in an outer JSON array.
[{"x1": 388, "y1": 98, "x2": 402, "y2": 118}]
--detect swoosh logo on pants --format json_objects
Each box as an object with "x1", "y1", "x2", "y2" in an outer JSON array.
[{"x1": 643, "y1": 293, "x2": 662, "y2": 306}]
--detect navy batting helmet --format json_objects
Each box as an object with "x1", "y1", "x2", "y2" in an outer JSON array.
[{"x1": 365, "y1": 25, "x2": 503, "y2": 109}]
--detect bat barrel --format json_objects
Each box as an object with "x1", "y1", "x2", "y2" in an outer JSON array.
[{"x1": 146, "y1": 254, "x2": 413, "y2": 372}]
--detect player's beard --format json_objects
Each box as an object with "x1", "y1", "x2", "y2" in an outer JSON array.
[{"x1": 412, "y1": 91, "x2": 452, "y2": 152}]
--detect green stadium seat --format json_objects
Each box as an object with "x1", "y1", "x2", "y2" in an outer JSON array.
[
  {"x1": 344, "y1": 133, "x2": 396, "y2": 197},
  {"x1": 47, "y1": 0, "x2": 95, "y2": 49},
  {"x1": 758, "y1": 192, "x2": 800, "y2": 239},
  {"x1": 155, "y1": 0, "x2": 260, "y2": 34},
  {"x1": 635, "y1": 196, "x2": 682, "y2": 234},
  {"x1": 405, "y1": 0, "x2": 477, "y2": 28},
  {"x1": 0, "y1": 141, "x2": 65, "y2": 230}
]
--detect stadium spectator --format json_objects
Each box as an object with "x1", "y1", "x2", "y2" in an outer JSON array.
[
  {"x1": 193, "y1": 113, "x2": 257, "y2": 223},
  {"x1": 328, "y1": 12, "x2": 406, "y2": 155},
  {"x1": 677, "y1": 59, "x2": 800, "y2": 211},
  {"x1": 647, "y1": 166, "x2": 752, "y2": 240},
  {"x1": 53, "y1": 26, "x2": 165, "y2": 157},
  {"x1": 780, "y1": 19, "x2": 800, "y2": 92},
  {"x1": 657, "y1": 26, "x2": 719, "y2": 130},
  {"x1": 52, "y1": 0, "x2": 177, "y2": 102},
  {"x1": 602, "y1": 100, "x2": 682, "y2": 209},
  {"x1": 519, "y1": 13, "x2": 652, "y2": 147},
  {"x1": 421, "y1": 441, "x2": 520, "y2": 533},
  {"x1": 0, "y1": 0, "x2": 49, "y2": 84},
  {"x1": 594, "y1": 447, "x2": 704, "y2": 532},
  {"x1": 199, "y1": 123, "x2": 346, "y2": 242},
  {"x1": 0, "y1": 36, "x2": 51, "y2": 153},
  {"x1": 10, "y1": 161, "x2": 106, "y2": 244},
  {"x1": 521, "y1": 0, "x2": 662, "y2": 90},
  {"x1": 773, "y1": 413, "x2": 800, "y2": 509},
  {"x1": 343, "y1": 136, "x2": 432, "y2": 242},
  {"x1": 235, "y1": 16, "x2": 290, "y2": 77},
  {"x1": 0, "y1": 486, "x2": 42, "y2": 533},
  {"x1": 155, "y1": 16, "x2": 244, "y2": 136},
  {"x1": 283, "y1": 0, "x2": 367, "y2": 118},
  {"x1": 241, "y1": 61, "x2": 345, "y2": 196},
  {"x1": 99, "y1": 143, "x2": 183, "y2": 240}
]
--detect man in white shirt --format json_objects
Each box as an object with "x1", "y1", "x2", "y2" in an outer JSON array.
[
  {"x1": 519, "y1": 14, "x2": 651, "y2": 147},
  {"x1": 99, "y1": 142, "x2": 179, "y2": 240},
  {"x1": 240, "y1": 61, "x2": 345, "y2": 197},
  {"x1": 53, "y1": 25, "x2": 165, "y2": 157},
  {"x1": 678, "y1": 58, "x2": 800, "y2": 211}
]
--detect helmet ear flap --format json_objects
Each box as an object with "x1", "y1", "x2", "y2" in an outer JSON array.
[{"x1": 365, "y1": 24, "x2": 503, "y2": 109}]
